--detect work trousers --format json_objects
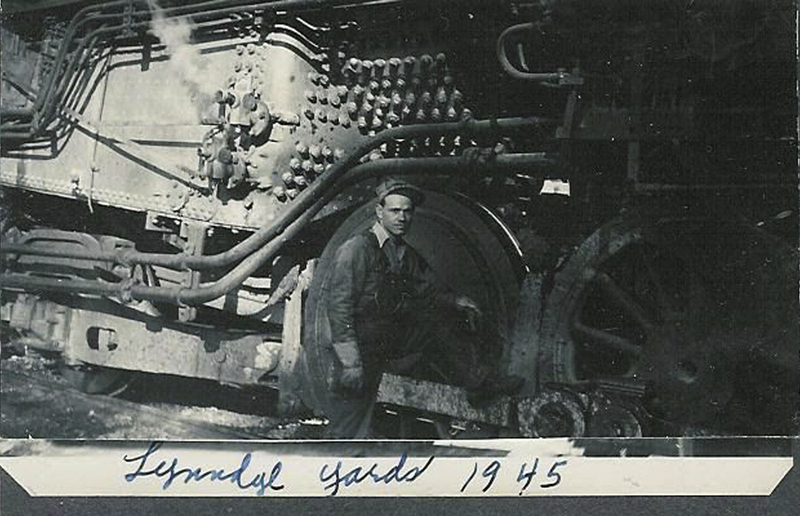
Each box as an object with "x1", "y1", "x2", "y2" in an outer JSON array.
[{"x1": 324, "y1": 308, "x2": 486, "y2": 439}]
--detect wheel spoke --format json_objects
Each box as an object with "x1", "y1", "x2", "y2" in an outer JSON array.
[
  {"x1": 637, "y1": 245, "x2": 675, "y2": 317},
  {"x1": 573, "y1": 321, "x2": 642, "y2": 357},
  {"x1": 593, "y1": 270, "x2": 655, "y2": 331}
]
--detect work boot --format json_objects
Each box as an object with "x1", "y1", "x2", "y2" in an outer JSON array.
[{"x1": 467, "y1": 374, "x2": 525, "y2": 407}]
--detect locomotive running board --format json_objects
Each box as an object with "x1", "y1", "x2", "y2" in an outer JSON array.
[{"x1": 375, "y1": 373, "x2": 512, "y2": 428}]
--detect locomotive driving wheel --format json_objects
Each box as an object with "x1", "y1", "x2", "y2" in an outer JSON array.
[
  {"x1": 538, "y1": 214, "x2": 798, "y2": 435},
  {"x1": 302, "y1": 189, "x2": 523, "y2": 429}
]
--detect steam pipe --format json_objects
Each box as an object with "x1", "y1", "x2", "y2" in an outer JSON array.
[
  {"x1": 0, "y1": 108, "x2": 35, "y2": 118},
  {"x1": 16, "y1": 0, "x2": 451, "y2": 138},
  {"x1": 56, "y1": 36, "x2": 104, "y2": 119},
  {"x1": 32, "y1": 2, "x2": 127, "y2": 114},
  {"x1": 496, "y1": 22, "x2": 573, "y2": 83},
  {"x1": 0, "y1": 192, "x2": 324, "y2": 304},
  {"x1": 6, "y1": 5, "x2": 243, "y2": 137},
  {"x1": 0, "y1": 132, "x2": 36, "y2": 141},
  {"x1": 2, "y1": 117, "x2": 552, "y2": 270},
  {"x1": 339, "y1": 153, "x2": 558, "y2": 181},
  {"x1": 1, "y1": 120, "x2": 551, "y2": 304},
  {"x1": 31, "y1": 0, "x2": 262, "y2": 115},
  {"x1": 36, "y1": 0, "x2": 385, "y2": 124},
  {"x1": 0, "y1": 150, "x2": 552, "y2": 304},
  {"x1": 1, "y1": 151, "x2": 557, "y2": 266}
]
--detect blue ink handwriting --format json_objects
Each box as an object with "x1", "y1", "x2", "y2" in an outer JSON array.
[
  {"x1": 122, "y1": 441, "x2": 284, "y2": 496},
  {"x1": 541, "y1": 459, "x2": 568, "y2": 489},
  {"x1": 318, "y1": 453, "x2": 435, "y2": 496},
  {"x1": 460, "y1": 460, "x2": 501, "y2": 493}
]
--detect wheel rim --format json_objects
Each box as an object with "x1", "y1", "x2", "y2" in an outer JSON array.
[
  {"x1": 539, "y1": 214, "x2": 798, "y2": 434},
  {"x1": 301, "y1": 190, "x2": 522, "y2": 416}
]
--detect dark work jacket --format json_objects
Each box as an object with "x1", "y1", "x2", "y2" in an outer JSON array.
[{"x1": 326, "y1": 226, "x2": 454, "y2": 364}]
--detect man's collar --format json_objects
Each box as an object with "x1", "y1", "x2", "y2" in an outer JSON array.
[{"x1": 371, "y1": 222, "x2": 396, "y2": 248}]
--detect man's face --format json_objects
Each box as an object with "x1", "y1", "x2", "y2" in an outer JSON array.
[{"x1": 376, "y1": 193, "x2": 414, "y2": 238}]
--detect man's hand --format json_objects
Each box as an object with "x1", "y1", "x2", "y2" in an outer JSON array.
[
  {"x1": 339, "y1": 364, "x2": 364, "y2": 392},
  {"x1": 332, "y1": 341, "x2": 364, "y2": 394},
  {"x1": 455, "y1": 294, "x2": 482, "y2": 331}
]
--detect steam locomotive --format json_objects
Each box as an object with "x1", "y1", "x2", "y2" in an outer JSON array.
[{"x1": 1, "y1": 0, "x2": 797, "y2": 437}]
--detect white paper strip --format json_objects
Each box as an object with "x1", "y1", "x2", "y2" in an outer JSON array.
[{"x1": 0, "y1": 440, "x2": 792, "y2": 497}]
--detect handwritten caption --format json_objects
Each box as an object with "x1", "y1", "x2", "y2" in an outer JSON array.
[{"x1": 122, "y1": 442, "x2": 568, "y2": 496}]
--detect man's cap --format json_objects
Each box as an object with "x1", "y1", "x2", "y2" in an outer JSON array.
[{"x1": 375, "y1": 177, "x2": 426, "y2": 206}]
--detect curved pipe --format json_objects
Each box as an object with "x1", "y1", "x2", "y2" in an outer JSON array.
[
  {"x1": 33, "y1": 3, "x2": 130, "y2": 115},
  {"x1": 2, "y1": 117, "x2": 553, "y2": 270},
  {"x1": 28, "y1": 1, "x2": 390, "y2": 132},
  {"x1": 339, "y1": 152, "x2": 557, "y2": 182},
  {"x1": 15, "y1": 0, "x2": 477, "y2": 139},
  {"x1": 5, "y1": 2, "x2": 335, "y2": 137},
  {"x1": 497, "y1": 22, "x2": 571, "y2": 83},
  {"x1": 1, "y1": 145, "x2": 553, "y2": 305},
  {"x1": 0, "y1": 152, "x2": 554, "y2": 262}
]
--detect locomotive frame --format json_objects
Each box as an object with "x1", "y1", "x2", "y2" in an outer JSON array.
[{"x1": 0, "y1": 0, "x2": 797, "y2": 438}]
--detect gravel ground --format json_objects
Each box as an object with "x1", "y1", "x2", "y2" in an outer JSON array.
[{"x1": 0, "y1": 350, "x2": 325, "y2": 440}]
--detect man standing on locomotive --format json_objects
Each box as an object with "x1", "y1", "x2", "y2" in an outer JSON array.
[{"x1": 323, "y1": 177, "x2": 523, "y2": 438}]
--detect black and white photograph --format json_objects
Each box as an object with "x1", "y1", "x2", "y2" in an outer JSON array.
[{"x1": 0, "y1": 0, "x2": 798, "y2": 506}]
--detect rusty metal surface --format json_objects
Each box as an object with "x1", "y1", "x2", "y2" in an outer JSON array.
[
  {"x1": 277, "y1": 261, "x2": 314, "y2": 415},
  {"x1": 376, "y1": 373, "x2": 512, "y2": 428},
  {"x1": 538, "y1": 215, "x2": 800, "y2": 435},
  {"x1": 505, "y1": 274, "x2": 545, "y2": 397},
  {"x1": 13, "y1": 296, "x2": 286, "y2": 386},
  {"x1": 65, "y1": 310, "x2": 281, "y2": 385},
  {"x1": 517, "y1": 390, "x2": 586, "y2": 438}
]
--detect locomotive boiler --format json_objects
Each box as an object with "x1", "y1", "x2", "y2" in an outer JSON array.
[{"x1": 1, "y1": 0, "x2": 797, "y2": 437}]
